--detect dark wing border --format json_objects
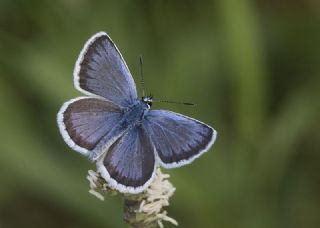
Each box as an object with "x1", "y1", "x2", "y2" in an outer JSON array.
[
  {"x1": 147, "y1": 111, "x2": 217, "y2": 169},
  {"x1": 96, "y1": 128, "x2": 157, "y2": 194},
  {"x1": 57, "y1": 96, "x2": 94, "y2": 156}
]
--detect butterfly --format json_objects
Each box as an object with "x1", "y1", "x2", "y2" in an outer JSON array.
[{"x1": 57, "y1": 32, "x2": 217, "y2": 194}]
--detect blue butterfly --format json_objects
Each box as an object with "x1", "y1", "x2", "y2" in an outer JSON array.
[{"x1": 57, "y1": 32, "x2": 217, "y2": 194}]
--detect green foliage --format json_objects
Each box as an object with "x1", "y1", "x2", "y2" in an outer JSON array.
[{"x1": 0, "y1": 0, "x2": 319, "y2": 227}]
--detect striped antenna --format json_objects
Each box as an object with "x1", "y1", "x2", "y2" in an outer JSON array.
[
  {"x1": 152, "y1": 98, "x2": 195, "y2": 106},
  {"x1": 139, "y1": 55, "x2": 145, "y2": 97}
]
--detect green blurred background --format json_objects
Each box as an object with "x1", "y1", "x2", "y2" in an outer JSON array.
[{"x1": 0, "y1": 0, "x2": 319, "y2": 227}]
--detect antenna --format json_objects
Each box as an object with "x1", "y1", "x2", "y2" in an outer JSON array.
[
  {"x1": 139, "y1": 55, "x2": 145, "y2": 97},
  {"x1": 152, "y1": 98, "x2": 195, "y2": 106},
  {"x1": 138, "y1": 55, "x2": 194, "y2": 107}
]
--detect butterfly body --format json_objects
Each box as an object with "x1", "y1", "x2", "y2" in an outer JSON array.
[
  {"x1": 57, "y1": 32, "x2": 217, "y2": 193},
  {"x1": 88, "y1": 98, "x2": 150, "y2": 161},
  {"x1": 121, "y1": 98, "x2": 150, "y2": 127}
]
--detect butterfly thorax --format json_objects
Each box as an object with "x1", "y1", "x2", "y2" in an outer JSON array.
[{"x1": 121, "y1": 100, "x2": 149, "y2": 128}]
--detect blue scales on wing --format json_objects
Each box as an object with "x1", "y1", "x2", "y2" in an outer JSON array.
[
  {"x1": 58, "y1": 97, "x2": 124, "y2": 156},
  {"x1": 143, "y1": 110, "x2": 217, "y2": 168},
  {"x1": 99, "y1": 124, "x2": 156, "y2": 192},
  {"x1": 74, "y1": 32, "x2": 137, "y2": 107}
]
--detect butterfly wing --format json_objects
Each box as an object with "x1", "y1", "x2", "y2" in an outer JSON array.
[
  {"x1": 57, "y1": 97, "x2": 125, "y2": 158},
  {"x1": 143, "y1": 110, "x2": 217, "y2": 168},
  {"x1": 74, "y1": 32, "x2": 137, "y2": 107},
  {"x1": 97, "y1": 124, "x2": 156, "y2": 194}
]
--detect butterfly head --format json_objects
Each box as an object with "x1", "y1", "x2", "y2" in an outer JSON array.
[{"x1": 142, "y1": 95, "x2": 153, "y2": 108}]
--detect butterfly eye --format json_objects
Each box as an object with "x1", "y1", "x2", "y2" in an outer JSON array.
[{"x1": 142, "y1": 96, "x2": 152, "y2": 103}]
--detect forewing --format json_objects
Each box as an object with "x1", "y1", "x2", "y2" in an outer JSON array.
[
  {"x1": 74, "y1": 32, "x2": 137, "y2": 107},
  {"x1": 97, "y1": 125, "x2": 156, "y2": 194},
  {"x1": 144, "y1": 110, "x2": 217, "y2": 168},
  {"x1": 57, "y1": 97, "x2": 123, "y2": 156}
]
